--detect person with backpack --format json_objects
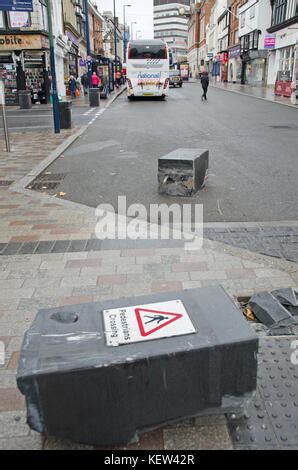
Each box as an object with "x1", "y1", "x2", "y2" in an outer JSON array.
[{"x1": 200, "y1": 70, "x2": 209, "y2": 101}]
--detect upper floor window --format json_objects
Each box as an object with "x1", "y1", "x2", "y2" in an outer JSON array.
[
  {"x1": 8, "y1": 12, "x2": 31, "y2": 28},
  {"x1": 272, "y1": 0, "x2": 288, "y2": 26},
  {"x1": 39, "y1": 0, "x2": 48, "y2": 31},
  {"x1": 240, "y1": 13, "x2": 245, "y2": 28},
  {"x1": 250, "y1": 5, "x2": 255, "y2": 19},
  {"x1": 0, "y1": 12, "x2": 5, "y2": 29}
]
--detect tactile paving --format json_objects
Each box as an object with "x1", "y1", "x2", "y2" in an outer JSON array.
[{"x1": 227, "y1": 336, "x2": 298, "y2": 449}]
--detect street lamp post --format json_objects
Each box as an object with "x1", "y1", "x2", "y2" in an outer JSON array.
[
  {"x1": 46, "y1": 0, "x2": 60, "y2": 134},
  {"x1": 123, "y1": 4, "x2": 131, "y2": 63},
  {"x1": 113, "y1": 0, "x2": 118, "y2": 79},
  {"x1": 84, "y1": 0, "x2": 92, "y2": 88}
]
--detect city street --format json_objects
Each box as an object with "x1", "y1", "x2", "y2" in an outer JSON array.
[{"x1": 40, "y1": 84, "x2": 298, "y2": 223}]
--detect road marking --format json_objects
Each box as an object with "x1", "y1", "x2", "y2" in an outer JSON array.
[
  {"x1": 83, "y1": 108, "x2": 96, "y2": 116},
  {"x1": 103, "y1": 299, "x2": 196, "y2": 347}
]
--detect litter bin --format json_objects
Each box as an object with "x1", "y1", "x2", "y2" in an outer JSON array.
[
  {"x1": 19, "y1": 90, "x2": 32, "y2": 110},
  {"x1": 89, "y1": 88, "x2": 100, "y2": 107},
  {"x1": 59, "y1": 101, "x2": 72, "y2": 129}
]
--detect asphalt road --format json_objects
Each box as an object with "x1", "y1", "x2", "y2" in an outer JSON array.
[
  {"x1": 0, "y1": 100, "x2": 99, "y2": 133},
  {"x1": 33, "y1": 84, "x2": 298, "y2": 223}
]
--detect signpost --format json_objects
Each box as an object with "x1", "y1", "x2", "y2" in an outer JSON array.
[
  {"x1": 0, "y1": 79, "x2": 10, "y2": 153},
  {"x1": 0, "y1": 1, "x2": 33, "y2": 12}
]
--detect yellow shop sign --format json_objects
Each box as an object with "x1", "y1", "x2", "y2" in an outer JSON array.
[{"x1": 0, "y1": 34, "x2": 49, "y2": 51}]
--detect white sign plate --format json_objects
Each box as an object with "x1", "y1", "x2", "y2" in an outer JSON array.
[{"x1": 103, "y1": 299, "x2": 196, "y2": 347}]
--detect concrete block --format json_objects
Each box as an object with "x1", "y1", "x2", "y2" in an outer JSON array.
[
  {"x1": 271, "y1": 288, "x2": 297, "y2": 307},
  {"x1": 89, "y1": 88, "x2": 100, "y2": 107},
  {"x1": 249, "y1": 292, "x2": 294, "y2": 327},
  {"x1": 17, "y1": 286, "x2": 257, "y2": 446},
  {"x1": 158, "y1": 148, "x2": 209, "y2": 196}
]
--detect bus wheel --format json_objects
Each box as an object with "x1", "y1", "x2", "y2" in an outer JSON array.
[{"x1": 161, "y1": 95, "x2": 166, "y2": 101}]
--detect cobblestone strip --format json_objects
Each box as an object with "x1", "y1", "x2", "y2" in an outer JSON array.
[{"x1": 204, "y1": 227, "x2": 298, "y2": 263}]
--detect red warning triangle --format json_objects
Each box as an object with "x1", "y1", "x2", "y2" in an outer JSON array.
[{"x1": 135, "y1": 307, "x2": 183, "y2": 337}]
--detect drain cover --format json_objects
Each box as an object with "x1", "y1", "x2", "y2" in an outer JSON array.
[
  {"x1": 30, "y1": 182, "x2": 60, "y2": 191},
  {"x1": 227, "y1": 336, "x2": 298, "y2": 449}
]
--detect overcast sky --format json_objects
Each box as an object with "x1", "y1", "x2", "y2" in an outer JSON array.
[{"x1": 95, "y1": 0, "x2": 154, "y2": 39}]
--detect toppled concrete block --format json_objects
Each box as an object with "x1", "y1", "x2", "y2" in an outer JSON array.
[
  {"x1": 271, "y1": 288, "x2": 298, "y2": 307},
  {"x1": 158, "y1": 148, "x2": 209, "y2": 196},
  {"x1": 249, "y1": 292, "x2": 294, "y2": 327},
  {"x1": 17, "y1": 287, "x2": 257, "y2": 447}
]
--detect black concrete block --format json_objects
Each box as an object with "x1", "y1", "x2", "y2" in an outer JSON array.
[
  {"x1": 158, "y1": 148, "x2": 209, "y2": 196},
  {"x1": 17, "y1": 286, "x2": 257, "y2": 446},
  {"x1": 271, "y1": 288, "x2": 298, "y2": 307},
  {"x1": 89, "y1": 88, "x2": 100, "y2": 107},
  {"x1": 249, "y1": 292, "x2": 294, "y2": 327}
]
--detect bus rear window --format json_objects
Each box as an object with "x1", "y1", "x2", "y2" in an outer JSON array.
[{"x1": 129, "y1": 45, "x2": 167, "y2": 60}]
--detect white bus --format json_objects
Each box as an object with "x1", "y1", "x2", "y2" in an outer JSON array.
[{"x1": 126, "y1": 40, "x2": 169, "y2": 100}]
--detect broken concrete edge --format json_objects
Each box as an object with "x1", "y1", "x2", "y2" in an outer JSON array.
[
  {"x1": 8, "y1": 86, "x2": 127, "y2": 196},
  {"x1": 209, "y1": 84, "x2": 298, "y2": 109},
  {"x1": 248, "y1": 291, "x2": 295, "y2": 327}
]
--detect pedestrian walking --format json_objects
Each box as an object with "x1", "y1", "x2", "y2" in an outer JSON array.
[
  {"x1": 200, "y1": 70, "x2": 209, "y2": 101},
  {"x1": 68, "y1": 75, "x2": 77, "y2": 99},
  {"x1": 91, "y1": 72, "x2": 100, "y2": 88},
  {"x1": 115, "y1": 70, "x2": 122, "y2": 88},
  {"x1": 81, "y1": 73, "x2": 89, "y2": 95}
]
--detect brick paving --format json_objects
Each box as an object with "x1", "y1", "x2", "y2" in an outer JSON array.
[{"x1": 0, "y1": 93, "x2": 297, "y2": 450}]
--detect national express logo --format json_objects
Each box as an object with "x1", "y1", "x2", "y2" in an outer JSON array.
[{"x1": 137, "y1": 72, "x2": 162, "y2": 88}]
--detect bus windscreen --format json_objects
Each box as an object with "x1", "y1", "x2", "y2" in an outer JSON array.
[{"x1": 129, "y1": 44, "x2": 167, "y2": 60}]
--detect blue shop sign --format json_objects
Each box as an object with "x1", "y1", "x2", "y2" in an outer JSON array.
[
  {"x1": 229, "y1": 45, "x2": 241, "y2": 59},
  {"x1": 0, "y1": 1, "x2": 33, "y2": 12}
]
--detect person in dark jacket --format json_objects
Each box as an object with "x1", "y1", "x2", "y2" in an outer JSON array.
[
  {"x1": 68, "y1": 75, "x2": 77, "y2": 98},
  {"x1": 200, "y1": 71, "x2": 209, "y2": 101},
  {"x1": 81, "y1": 73, "x2": 89, "y2": 95}
]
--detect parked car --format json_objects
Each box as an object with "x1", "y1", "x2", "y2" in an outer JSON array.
[{"x1": 169, "y1": 70, "x2": 183, "y2": 88}]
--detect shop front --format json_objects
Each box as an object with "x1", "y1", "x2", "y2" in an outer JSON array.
[
  {"x1": 0, "y1": 32, "x2": 49, "y2": 105},
  {"x1": 64, "y1": 29, "x2": 79, "y2": 87},
  {"x1": 228, "y1": 45, "x2": 241, "y2": 83},
  {"x1": 219, "y1": 52, "x2": 228, "y2": 82}
]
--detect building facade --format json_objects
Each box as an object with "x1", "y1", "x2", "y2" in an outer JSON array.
[
  {"x1": 266, "y1": 0, "x2": 298, "y2": 91},
  {"x1": 238, "y1": 0, "x2": 272, "y2": 85},
  {"x1": 0, "y1": 0, "x2": 50, "y2": 105},
  {"x1": 154, "y1": 0, "x2": 192, "y2": 64},
  {"x1": 228, "y1": 0, "x2": 243, "y2": 83}
]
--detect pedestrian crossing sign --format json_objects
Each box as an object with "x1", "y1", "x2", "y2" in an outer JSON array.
[{"x1": 103, "y1": 300, "x2": 196, "y2": 347}]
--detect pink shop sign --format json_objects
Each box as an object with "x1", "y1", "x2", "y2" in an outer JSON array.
[{"x1": 264, "y1": 35, "x2": 276, "y2": 49}]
